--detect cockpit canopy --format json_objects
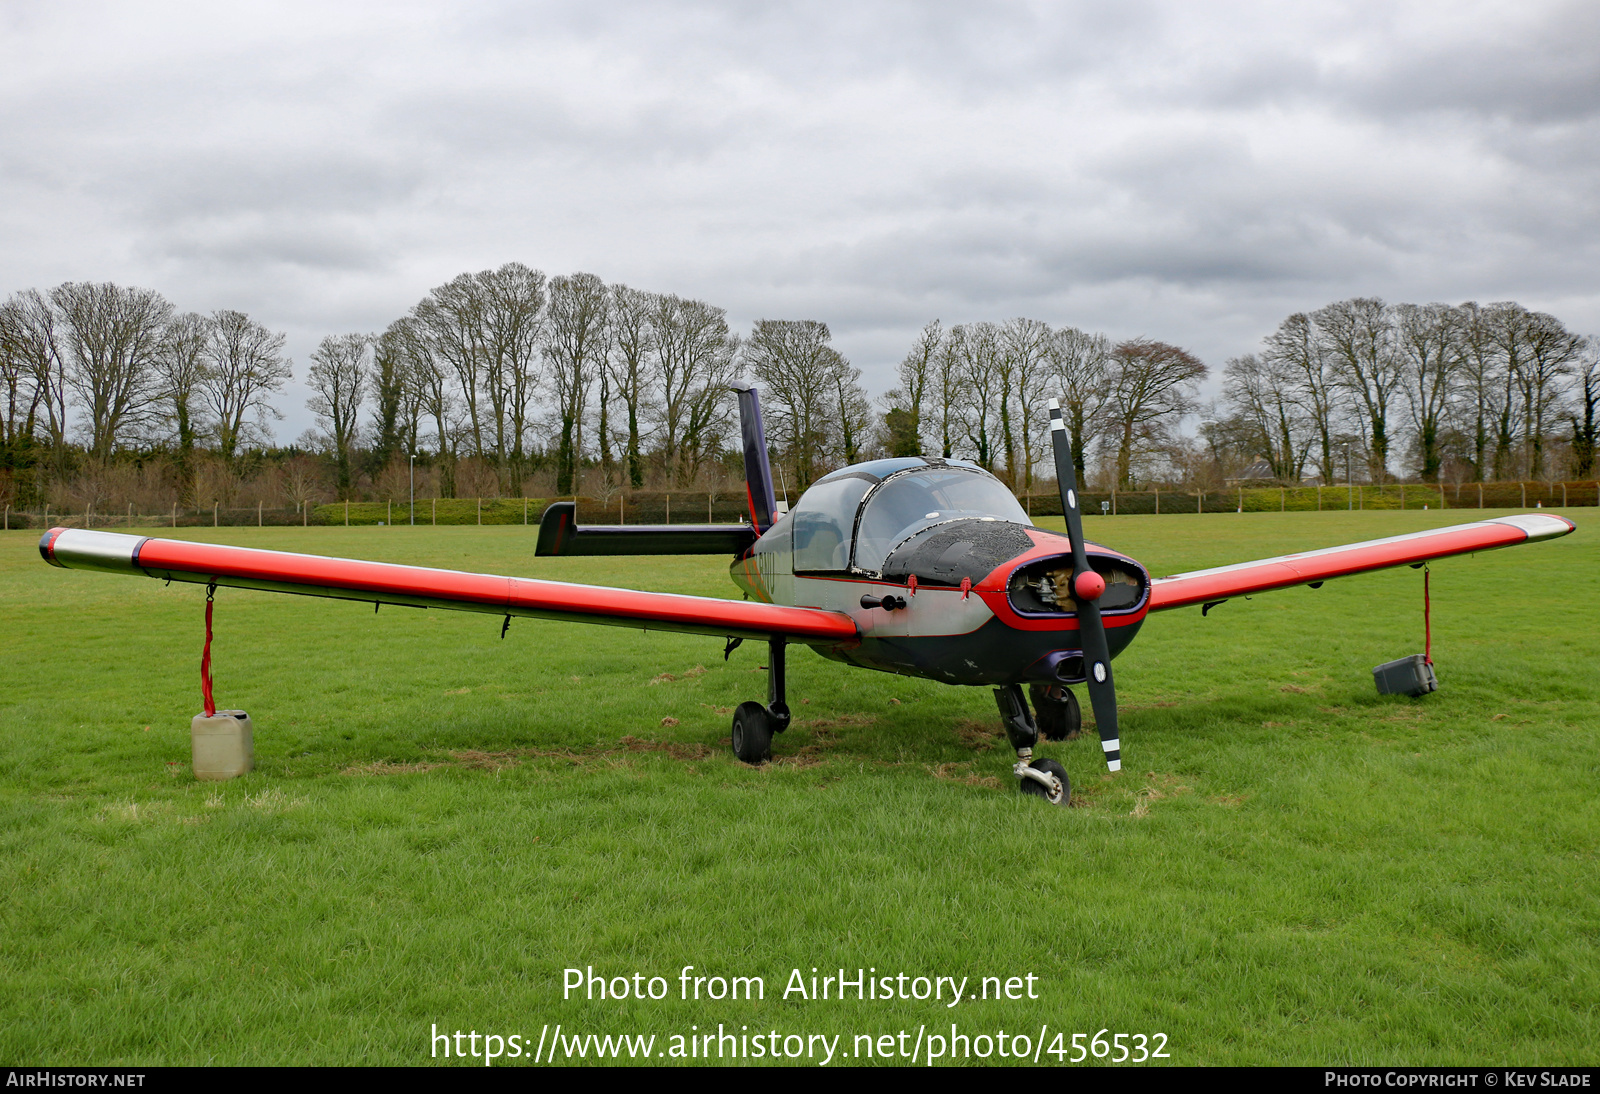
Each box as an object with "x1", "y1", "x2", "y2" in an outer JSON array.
[{"x1": 783, "y1": 458, "x2": 1032, "y2": 574}]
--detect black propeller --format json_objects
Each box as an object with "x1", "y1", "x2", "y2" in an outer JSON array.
[{"x1": 1047, "y1": 398, "x2": 1122, "y2": 774}]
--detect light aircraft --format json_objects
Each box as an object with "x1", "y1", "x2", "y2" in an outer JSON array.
[{"x1": 39, "y1": 387, "x2": 1575, "y2": 805}]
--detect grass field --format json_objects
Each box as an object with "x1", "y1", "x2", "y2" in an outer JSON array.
[{"x1": 1, "y1": 510, "x2": 1596, "y2": 1066}]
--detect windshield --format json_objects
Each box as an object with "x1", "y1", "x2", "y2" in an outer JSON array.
[
  {"x1": 854, "y1": 468, "x2": 1031, "y2": 572},
  {"x1": 792, "y1": 473, "x2": 876, "y2": 571}
]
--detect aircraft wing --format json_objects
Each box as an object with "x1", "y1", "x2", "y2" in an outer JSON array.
[
  {"x1": 1145, "y1": 513, "x2": 1574, "y2": 612},
  {"x1": 38, "y1": 528, "x2": 858, "y2": 644}
]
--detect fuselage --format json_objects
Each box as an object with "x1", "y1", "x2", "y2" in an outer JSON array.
[{"x1": 728, "y1": 457, "x2": 1152, "y2": 687}]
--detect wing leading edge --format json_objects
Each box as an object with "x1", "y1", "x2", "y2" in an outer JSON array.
[
  {"x1": 1145, "y1": 513, "x2": 1574, "y2": 612},
  {"x1": 39, "y1": 528, "x2": 858, "y2": 644}
]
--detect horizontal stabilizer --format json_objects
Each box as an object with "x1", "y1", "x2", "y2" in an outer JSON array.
[{"x1": 535, "y1": 501, "x2": 757, "y2": 557}]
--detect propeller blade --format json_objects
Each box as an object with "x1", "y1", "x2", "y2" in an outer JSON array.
[{"x1": 1047, "y1": 399, "x2": 1121, "y2": 773}]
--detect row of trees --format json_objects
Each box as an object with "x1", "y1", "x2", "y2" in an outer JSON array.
[
  {"x1": 308, "y1": 265, "x2": 871, "y2": 499},
  {"x1": 1, "y1": 285, "x2": 292, "y2": 508},
  {"x1": 0, "y1": 269, "x2": 876, "y2": 508},
  {"x1": 1215, "y1": 299, "x2": 1598, "y2": 485},
  {"x1": 6, "y1": 277, "x2": 1594, "y2": 515},
  {"x1": 882, "y1": 320, "x2": 1207, "y2": 490}
]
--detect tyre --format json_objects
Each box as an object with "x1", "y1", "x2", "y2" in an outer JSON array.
[
  {"x1": 1029, "y1": 683, "x2": 1082, "y2": 741},
  {"x1": 730, "y1": 701, "x2": 772, "y2": 764},
  {"x1": 1018, "y1": 757, "x2": 1070, "y2": 806}
]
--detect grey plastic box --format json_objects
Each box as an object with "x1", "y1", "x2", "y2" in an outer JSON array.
[{"x1": 1372, "y1": 655, "x2": 1438, "y2": 697}]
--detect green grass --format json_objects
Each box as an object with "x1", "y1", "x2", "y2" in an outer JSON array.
[{"x1": 1, "y1": 511, "x2": 1596, "y2": 1066}]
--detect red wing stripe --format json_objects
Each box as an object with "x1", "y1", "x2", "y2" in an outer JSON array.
[
  {"x1": 57, "y1": 532, "x2": 856, "y2": 643},
  {"x1": 1146, "y1": 514, "x2": 1574, "y2": 612}
]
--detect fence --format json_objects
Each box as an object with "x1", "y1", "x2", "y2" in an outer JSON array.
[
  {"x1": 6, "y1": 481, "x2": 1595, "y2": 532},
  {"x1": 1021, "y1": 480, "x2": 1598, "y2": 517},
  {"x1": 1, "y1": 490, "x2": 756, "y2": 530}
]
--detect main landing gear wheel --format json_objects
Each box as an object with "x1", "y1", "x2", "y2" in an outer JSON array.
[
  {"x1": 730, "y1": 701, "x2": 772, "y2": 764},
  {"x1": 1018, "y1": 758, "x2": 1070, "y2": 806},
  {"x1": 1029, "y1": 684, "x2": 1082, "y2": 741}
]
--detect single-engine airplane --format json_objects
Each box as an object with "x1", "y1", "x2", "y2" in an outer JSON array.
[{"x1": 39, "y1": 386, "x2": 1575, "y2": 805}]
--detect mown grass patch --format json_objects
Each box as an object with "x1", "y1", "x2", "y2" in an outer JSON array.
[{"x1": 1, "y1": 511, "x2": 1595, "y2": 1065}]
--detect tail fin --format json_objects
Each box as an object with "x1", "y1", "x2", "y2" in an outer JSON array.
[{"x1": 730, "y1": 382, "x2": 777, "y2": 531}]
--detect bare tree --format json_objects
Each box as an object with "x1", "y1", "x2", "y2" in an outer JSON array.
[
  {"x1": 651, "y1": 299, "x2": 737, "y2": 487},
  {"x1": 742, "y1": 318, "x2": 836, "y2": 489},
  {"x1": 51, "y1": 282, "x2": 173, "y2": 459},
  {"x1": 156, "y1": 311, "x2": 212, "y2": 502},
  {"x1": 885, "y1": 320, "x2": 942, "y2": 457},
  {"x1": 1452, "y1": 302, "x2": 1502, "y2": 481},
  {"x1": 1313, "y1": 298, "x2": 1403, "y2": 482},
  {"x1": 368, "y1": 322, "x2": 411, "y2": 473},
  {"x1": 391, "y1": 316, "x2": 460, "y2": 496},
  {"x1": 1570, "y1": 346, "x2": 1599, "y2": 479},
  {"x1": 1223, "y1": 352, "x2": 1304, "y2": 481},
  {"x1": 307, "y1": 333, "x2": 369, "y2": 496},
  {"x1": 1486, "y1": 302, "x2": 1538, "y2": 480},
  {"x1": 202, "y1": 309, "x2": 291, "y2": 465},
  {"x1": 950, "y1": 322, "x2": 1003, "y2": 471},
  {"x1": 1001, "y1": 317, "x2": 1053, "y2": 491},
  {"x1": 544, "y1": 272, "x2": 608, "y2": 496},
  {"x1": 607, "y1": 285, "x2": 658, "y2": 488},
  {"x1": 934, "y1": 329, "x2": 960, "y2": 460},
  {"x1": 410, "y1": 272, "x2": 491, "y2": 468},
  {"x1": 1261, "y1": 312, "x2": 1340, "y2": 485},
  {"x1": 1394, "y1": 302, "x2": 1460, "y2": 482},
  {"x1": 1105, "y1": 338, "x2": 1207, "y2": 488},
  {"x1": 479, "y1": 263, "x2": 546, "y2": 490},
  {"x1": 1518, "y1": 311, "x2": 1585, "y2": 479},
  {"x1": 1045, "y1": 326, "x2": 1112, "y2": 480},
  {"x1": 825, "y1": 348, "x2": 870, "y2": 467},
  {"x1": 0, "y1": 295, "x2": 49, "y2": 456}
]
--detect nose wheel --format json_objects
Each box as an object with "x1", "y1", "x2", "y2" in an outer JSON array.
[
  {"x1": 994, "y1": 683, "x2": 1071, "y2": 806},
  {"x1": 729, "y1": 636, "x2": 791, "y2": 765},
  {"x1": 1019, "y1": 758, "x2": 1070, "y2": 806}
]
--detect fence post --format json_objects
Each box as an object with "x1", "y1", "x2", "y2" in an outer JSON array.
[
  {"x1": 666, "y1": 494, "x2": 671, "y2": 524},
  {"x1": 1478, "y1": 483, "x2": 1483, "y2": 508},
  {"x1": 1520, "y1": 482, "x2": 1526, "y2": 508},
  {"x1": 303, "y1": 500, "x2": 308, "y2": 527},
  {"x1": 1562, "y1": 482, "x2": 1568, "y2": 507},
  {"x1": 432, "y1": 498, "x2": 436, "y2": 526},
  {"x1": 477, "y1": 498, "x2": 481, "y2": 525},
  {"x1": 3, "y1": 504, "x2": 7, "y2": 530},
  {"x1": 1198, "y1": 491, "x2": 1202, "y2": 514},
  {"x1": 258, "y1": 500, "x2": 263, "y2": 527},
  {"x1": 172, "y1": 503, "x2": 176, "y2": 528},
  {"x1": 387, "y1": 500, "x2": 392, "y2": 525},
  {"x1": 345, "y1": 501, "x2": 349, "y2": 526},
  {"x1": 213, "y1": 503, "x2": 218, "y2": 528},
  {"x1": 524, "y1": 497, "x2": 528, "y2": 525},
  {"x1": 621, "y1": 495, "x2": 626, "y2": 523},
  {"x1": 1400, "y1": 484, "x2": 1405, "y2": 510}
]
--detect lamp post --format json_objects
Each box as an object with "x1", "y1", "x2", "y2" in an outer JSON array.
[{"x1": 409, "y1": 452, "x2": 416, "y2": 526}]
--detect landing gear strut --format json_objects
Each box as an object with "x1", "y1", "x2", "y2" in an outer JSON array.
[
  {"x1": 994, "y1": 684, "x2": 1070, "y2": 806},
  {"x1": 731, "y1": 636, "x2": 791, "y2": 764}
]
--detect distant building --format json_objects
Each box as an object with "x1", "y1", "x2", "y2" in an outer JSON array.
[{"x1": 1226, "y1": 460, "x2": 1276, "y2": 483}]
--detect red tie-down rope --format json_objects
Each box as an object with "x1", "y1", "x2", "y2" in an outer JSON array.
[
  {"x1": 1423, "y1": 566, "x2": 1432, "y2": 666},
  {"x1": 201, "y1": 584, "x2": 216, "y2": 717}
]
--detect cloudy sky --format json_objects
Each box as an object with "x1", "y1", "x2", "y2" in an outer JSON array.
[{"x1": 4, "y1": 1, "x2": 1598, "y2": 439}]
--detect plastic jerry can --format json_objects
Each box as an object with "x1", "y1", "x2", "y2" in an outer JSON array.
[{"x1": 191, "y1": 710, "x2": 254, "y2": 780}]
